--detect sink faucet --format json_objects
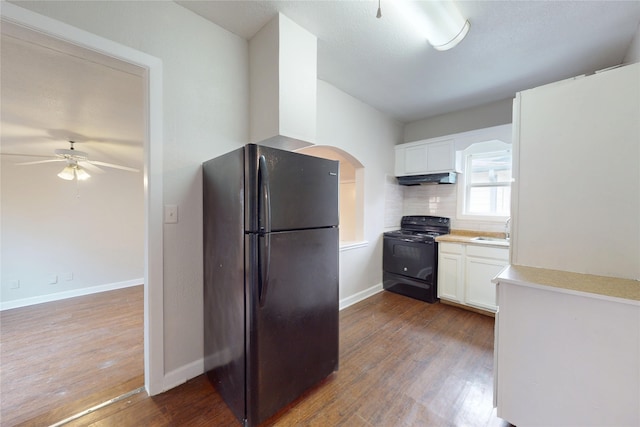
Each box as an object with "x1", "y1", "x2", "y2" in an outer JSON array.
[{"x1": 505, "y1": 217, "x2": 511, "y2": 241}]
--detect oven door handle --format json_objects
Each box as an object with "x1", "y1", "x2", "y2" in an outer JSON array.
[{"x1": 398, "y1": 238, "x2": 434, "y2": 244}]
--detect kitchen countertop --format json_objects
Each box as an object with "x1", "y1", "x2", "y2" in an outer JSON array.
[
  {"x1": 436, "y1": 229, "x2": 510, "y2": 247},
  {"x1": 494, "y1": 264, "x2": 640, "y2": 304}
]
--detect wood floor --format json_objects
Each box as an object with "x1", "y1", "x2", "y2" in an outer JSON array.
[
  {"x1": 0, "y1": 286, "x2": 144, "y2": 427},
  {"x1": 3, "y1": 290, "x2": 511, "y2": 426}
]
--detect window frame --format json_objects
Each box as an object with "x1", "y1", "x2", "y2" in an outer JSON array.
[{"x1": 456, "y1": 140, "x2": 512, "y2": 223}]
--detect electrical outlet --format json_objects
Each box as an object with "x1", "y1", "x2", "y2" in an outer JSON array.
[
  {"x1": 49, "y1": 275, "x2": 58, "y2": 285},
  {"x1": 62, "y1": 272, "x2": 73, "y2": 281},
  {"x1": 9, "y1": 280, "x2": 20, "y2": 289}
]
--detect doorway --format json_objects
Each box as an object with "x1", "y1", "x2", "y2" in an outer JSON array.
[{"x1": 0, "y1": 2, "x2": 164, "y2": 422}]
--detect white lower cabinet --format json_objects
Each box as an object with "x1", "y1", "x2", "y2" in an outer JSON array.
[
  {"x1": 494, "y1": 274, "x2": 640, "y2": 426},
  {"x1": 438, "y1": 242, "x2": 508, "y2": 312},
  {"x1": 437, "y1": 243, "x2": 464, "y2": 303}
]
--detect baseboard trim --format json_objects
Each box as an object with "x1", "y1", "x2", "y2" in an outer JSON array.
[
  {"x1": 0, "y1": 279, "x2": 143, "y2": 311},
  {"x1": 160, "y1": 285, "x2": 383, "y2": 393},
  {"x1": 339, "y1": 283, "x2": 383, "y2": 311},
  {"x1": 162, "y1": 358, "x2": 204, "y2": 392}
]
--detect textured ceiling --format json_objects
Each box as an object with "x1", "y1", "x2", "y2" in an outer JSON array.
[
  {"x1": 0, "y1": 22, "x2": 144, "y2": 168},
  {"x1": 1, "y1": 1, "x2": 639, "y2": 167},
  {"x1": 178, "y1": 0, "x2": 640, "y2": 122}
]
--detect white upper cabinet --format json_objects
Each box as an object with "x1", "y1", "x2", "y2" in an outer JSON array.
[
  {"x1": 426, "y1": 140, "x2": 455, "y2": 172},
  {"x1": 395, "y1": 138, "x2": 456, "y2": 176},
  {"x1": 402, "y1": 144, "x2": 429, "y2": 175},
  {"x1": 395, "y1": 124, "x2": 512, "y2": 178}
]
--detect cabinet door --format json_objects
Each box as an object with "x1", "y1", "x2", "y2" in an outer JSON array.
[
  {"x1": 438, "y1": 251, "x2": 464, "y2": 302},
  {"x1": 465, "y1": 256, "x2": 506, "y2": 312},
  {"x1": 395, "y1": 139, "x2": 456, "y2": 176},
  {"x1": 403, "y1": 144, "x2": 429, "y2": 175},
  {"x1": 426, "y1": 140, "x2": 455, "y2": 172}
]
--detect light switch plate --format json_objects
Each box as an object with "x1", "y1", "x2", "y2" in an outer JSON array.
[{"x1": 164, "y1": 205, "x2": 178, "y2": 224}]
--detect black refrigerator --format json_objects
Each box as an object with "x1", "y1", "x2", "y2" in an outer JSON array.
[{"x1": 203, "y1": 144, "x2": 339, "y2": 426}]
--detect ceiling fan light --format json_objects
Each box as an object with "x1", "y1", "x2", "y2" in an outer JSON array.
[
  {"x1": 75, "y1": 166, "x2": 91, "y2": 181},
  {"x1": 395, "y1": 0, "x2": 470, "y2": 51},
  {"x1": 57, "y1": 165, "x2": 76, "y2": 180},
  {"x1": 431, "y1": 18, "x2": 469, "y2": 51}
]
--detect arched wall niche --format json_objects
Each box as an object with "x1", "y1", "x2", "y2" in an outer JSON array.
[{"x1": 296, "y1": 145, "x2": 364, "y2": 245}]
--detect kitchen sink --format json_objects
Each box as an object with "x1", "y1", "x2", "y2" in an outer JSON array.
[{"x1": 472, "y1": 236, "x2": 510, "y2": 245}]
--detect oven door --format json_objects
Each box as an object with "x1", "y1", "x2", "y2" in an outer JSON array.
[{"x1": 382, "y1": 236, "x2": 436, "y2": 282}]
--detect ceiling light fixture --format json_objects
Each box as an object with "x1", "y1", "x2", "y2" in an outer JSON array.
[
  {"x1": 396, "y1": 0, "x2": 470, "y2": 51},
  {"x1": 75, "y1": 166, "x2": 91, "y2": 181},
  {"x1": 376, "y1": 0, "x2": 382, "y2": 18},
  {"x1": 57, "y1": 165, "x2": 76, "y2": 181},
  {"x1": 57, "y1": 162, "x2": 91, "y2": 181}
]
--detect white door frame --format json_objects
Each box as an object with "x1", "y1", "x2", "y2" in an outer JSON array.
[{"x1": 1, "y1": 3, "x2": 165, "y2": 395}]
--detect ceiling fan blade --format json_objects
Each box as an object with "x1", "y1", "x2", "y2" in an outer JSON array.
[
  {"x1": 16, "y1": 159, "x2": 65, "y2": 166},
  {"x1": 1, "y1": 152, "x2": 53, "y2": 159},
  {"x1": 88, "y1": 160, "x2": 140, "y2": 172},
  {"x1": 79, "y1": 162, "x2": 105, "y2": 174}
]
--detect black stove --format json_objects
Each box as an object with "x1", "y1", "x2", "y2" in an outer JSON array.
[{"x1": 382, "y1": 215, "x2": 450, "y2": 303}]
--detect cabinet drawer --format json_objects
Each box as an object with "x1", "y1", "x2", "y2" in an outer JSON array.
[
  {"x1": 467, "y1": 244, "x2": 509, "y2": 261},
  {"x1": 439, "y1": 242, "x2": 464, "y2": 255}
]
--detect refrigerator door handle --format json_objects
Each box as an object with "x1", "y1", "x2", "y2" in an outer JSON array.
[
  {"x1": 258, "y1": 233, "x2": 271, "y2": 308},
  {"x1": 258, "y1": 155, "x2": 271, "y2": 233}
]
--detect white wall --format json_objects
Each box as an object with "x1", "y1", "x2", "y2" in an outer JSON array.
[
  {"x1": 11, "y1": 0, "x2": 249, "y2": 377},
  {"x1": 623, "y1": 21, "x2": 640, "y2": 64},
  {"x1": 1, "y1": 159, "x2": 143, "y2": 306},
  {"x1": 512, "y1": 63, "x2": 640, "y2": 280},
  {"x1": 403, "y1": 98, "x2": 512, "y2": 143},
  {"x1": 316, "y1": 80, "x2": 403, "y2": 303}
]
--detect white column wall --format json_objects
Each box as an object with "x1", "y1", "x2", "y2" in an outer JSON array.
[{"x1": 316, "y1": 80, "x2": 403, "y2": 302}]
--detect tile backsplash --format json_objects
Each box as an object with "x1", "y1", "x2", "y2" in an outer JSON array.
[
  {"x1": 384, "y1": 175, "x2": 404, "y2": 230},
  {"x1": 385, "y1": 178, "x2": 506, "y2": 233}
]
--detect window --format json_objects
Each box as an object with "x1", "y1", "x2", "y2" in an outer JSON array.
[{"x1": 459, "y1": 140, "x2": 511, "y2": 219}]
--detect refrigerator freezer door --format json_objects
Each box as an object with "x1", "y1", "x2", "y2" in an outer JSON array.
[
  {"x1": 246, "y1": 227, "x2": 339, "y2": 425},
  {"x1": 245, "y1": 144, "x2": 339, "y2": 233}
]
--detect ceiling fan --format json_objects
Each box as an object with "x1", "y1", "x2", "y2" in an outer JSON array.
[{"x1": 14, "y1": 141, "x2": 140, "y2": 181}]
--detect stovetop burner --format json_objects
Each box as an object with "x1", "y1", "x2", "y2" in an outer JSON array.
[{"x1": 384, "y1": 215, "x2": 451, "y2": 242}]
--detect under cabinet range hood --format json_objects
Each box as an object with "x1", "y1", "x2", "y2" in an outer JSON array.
[{"x1": 397, "y1": 172, "x2": 457, "y2": 186}]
